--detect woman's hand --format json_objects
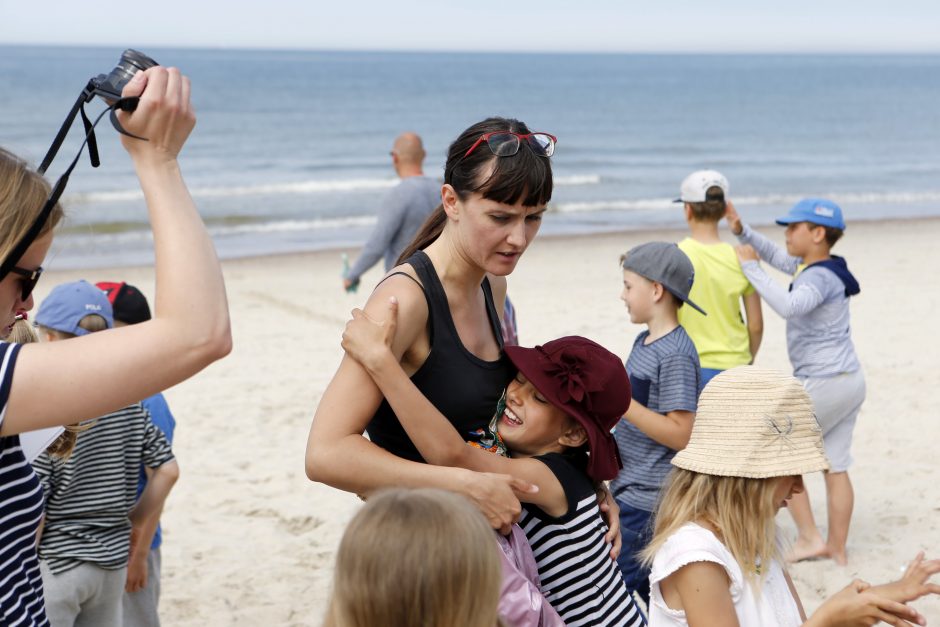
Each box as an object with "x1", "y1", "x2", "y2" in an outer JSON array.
[
  {"x1": 460, "y1": 469, "x2": 537, "y2": 536},
  {"x1": 342, "y1": 297, "x2": 399, "y2": 374},
  {"x1": 725, "y1": 199, "x2": 744, "y2": 235},
  {"x1": 116, "y1": 66, "x2": 195, "y2": 165},
  {"x1": 596, "y1": 483, "x2": 622, "y2": 559},
  {"x1": 807, "y1": 579, "x2": 925, "y2": 627}
]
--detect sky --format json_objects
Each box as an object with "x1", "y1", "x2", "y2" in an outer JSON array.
[{"x1": 1, "y1": 1, "x2": 939, "y2": 53}]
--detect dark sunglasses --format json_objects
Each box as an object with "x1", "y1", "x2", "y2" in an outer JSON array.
[
  {"x1": 463, "y1": 131, "x2": 557, "y2": 159},
  {"x1": 9, "y1": 265, "x2": 43, "y2": 302}
]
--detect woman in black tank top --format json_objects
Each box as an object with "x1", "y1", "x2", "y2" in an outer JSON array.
[{"x1": 307, "y1": 117, "x2": 555, "y2": 530}]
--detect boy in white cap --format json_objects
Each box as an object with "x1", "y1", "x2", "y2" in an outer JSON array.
[
  {"x1": 728, "y1": 199, "x2": 864, "y2": 566},
  {"x1": 612, "y1": 241, "x2": 704, "y2": 607},
  {"x1": 32, "y1": 280, "x2": 179, "y2": 627},
  {"x1": 675, "y1": 170, "x2": 763, "y2": 388}
]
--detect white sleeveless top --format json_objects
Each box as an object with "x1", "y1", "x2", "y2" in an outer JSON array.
[{"x1": 648, "y1": 523, "x2": 802, "y2": 627}]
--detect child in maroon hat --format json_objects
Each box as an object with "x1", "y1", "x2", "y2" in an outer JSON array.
[{"x1": 341, "y1": 300, "x2": 644, "y2": 627}]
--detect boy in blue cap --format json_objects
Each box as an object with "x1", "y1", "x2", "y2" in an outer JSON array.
[{"x1": 728, "y1": 198, "x2": 864, "y2": 566}]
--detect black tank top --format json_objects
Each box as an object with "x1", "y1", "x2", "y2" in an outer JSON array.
[{"x1": 366, "y1": 251, "x2": 512, "y2": 462}]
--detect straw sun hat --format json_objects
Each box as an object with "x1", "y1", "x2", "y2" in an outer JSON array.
[{"x1": 672, "y1": 366, "x2": 830, "y2": 478}]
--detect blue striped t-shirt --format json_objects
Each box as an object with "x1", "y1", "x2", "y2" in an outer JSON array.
[{"x1": 611, "y1": 327, "x2": 700, "y2": 512}]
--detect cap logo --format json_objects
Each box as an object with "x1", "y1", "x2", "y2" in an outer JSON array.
[
  {"x1": 814, "y1": 206, "x2": 835, "y2": 218},
  {"x1": 84, "y1": 304, "x2": 102, "y2": 311}
]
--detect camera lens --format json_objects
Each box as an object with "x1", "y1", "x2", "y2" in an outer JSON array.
[
  {"x1": 110, "y1": 49, "x2": 158, "y2": 87},
  {"x1": 92, "y1": 49, "x2": 159, "y2": 101}
]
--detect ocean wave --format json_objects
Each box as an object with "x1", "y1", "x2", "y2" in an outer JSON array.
[
  {"x1": 553, "y1": 191, "x2": 940, "y2": 214},
  {"x1": 63, "y1": 173, "x2": 603, "y2": 204}
]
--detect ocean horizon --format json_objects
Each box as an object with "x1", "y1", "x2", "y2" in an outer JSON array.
[{"x1": 2, "y1": 45, "x2": 939, "y2": 268}]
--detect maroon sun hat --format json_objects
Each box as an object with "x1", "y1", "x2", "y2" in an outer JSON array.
[{"x1": 505, "y1": 336, "x2": 631, "y2": 481}]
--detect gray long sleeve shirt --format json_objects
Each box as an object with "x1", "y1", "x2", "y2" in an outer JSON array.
[
  {"x1": 737, "y1": 224, "x2": 860, "y2": 378},
  {"x1": 345, "y1": 175, "x2": 440, "y2": 283}
]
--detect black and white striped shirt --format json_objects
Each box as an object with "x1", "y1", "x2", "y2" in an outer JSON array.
[
  {"x1": 519, "y1": 453, "x2": 645, "y2": 627},
  {"x1": 0, "y1": 342, "x2": 50, "y2": 626},
  {"x1": 32, "y1": 404, "x2": 174, "y2": 575}
]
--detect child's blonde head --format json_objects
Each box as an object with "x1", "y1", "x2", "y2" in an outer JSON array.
[
  {"x1": 326, "y1": 488, "x2": 502, "y2": 627},
  {"x1": 643, "y1": 468, "x2": 783, "y2": 587}
]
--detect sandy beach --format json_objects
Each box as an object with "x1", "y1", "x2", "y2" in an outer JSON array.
[{"x1": 36, "y1": 217, "x2": 940, "y2": 625}]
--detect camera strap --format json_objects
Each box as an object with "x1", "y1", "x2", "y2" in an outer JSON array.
[{"x1": 1, "y1": 95, "x2": 145, "y2": 281}]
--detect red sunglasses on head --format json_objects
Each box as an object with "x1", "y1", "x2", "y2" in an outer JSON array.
[{"x1": 463, "y1": 131, "x2": 557, "y2": 159}]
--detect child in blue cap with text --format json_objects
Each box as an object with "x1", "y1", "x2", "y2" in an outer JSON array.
[
  {"x1": 32, "y1": 280, "x2": 179, "y2": 627},
  {"x1": 728, "y1": 198, "x2": 864, "y2": 566},
  {"x1": 341, "y1": 310, "x2": 645, "y2": 627},
  {"x1": 612, "y1": 242, "x2": 704, "y2": 609}
]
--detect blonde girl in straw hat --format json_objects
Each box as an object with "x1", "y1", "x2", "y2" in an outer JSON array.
[{"x1": 642, "y1": 366, "x2": 940, "y2": 626}]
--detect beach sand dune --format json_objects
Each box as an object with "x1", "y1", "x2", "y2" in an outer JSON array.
[{"x1": 36, "y1": 218, "x2": 939, "y2": 624}]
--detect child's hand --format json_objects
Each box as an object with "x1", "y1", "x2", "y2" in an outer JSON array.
[
  {"x1": 341, "y1": 297, "x2": 398, "y2": 373},
  {"x1": 870, "y1": 552, "x2": 940, "y2": 605},
  {"x1": 596, "y1": 485, "x2": 622, "y2": 559},
  {"x1": 809, "y1": 579, "x2": 925, "y2": 627},
  {"x1": 725, "y1": 199, "x2": 744, "y2": 235},
  {"x1": 736, "y1": 244, "x2": 759, "y2": 264}
]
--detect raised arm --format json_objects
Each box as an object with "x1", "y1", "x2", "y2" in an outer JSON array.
[
  {"x1": 3, "y1": 67, "x2": 231, "y2": 435},
  {"x1": 726, "y1": 200, "x2": 801, "y2": 275},
  {"x1": 735, "y1": 247, "x2": 826, "y2": 320},
  {"x1": 306, "y1": 275, "x2": 534, "y2": 532}
]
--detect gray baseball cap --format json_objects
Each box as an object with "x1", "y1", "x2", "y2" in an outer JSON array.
[{"x1": 621, "y1": 242, "x2": 706, "y2": 315}]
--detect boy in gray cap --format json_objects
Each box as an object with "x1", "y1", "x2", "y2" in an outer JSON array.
[{"x1": 610, "y1": 241, "x2": 704, "y2": 607}]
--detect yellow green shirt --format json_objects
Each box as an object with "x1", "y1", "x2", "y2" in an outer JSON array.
[{"x1": 677, "y1": 237, "x2": 755, "y2": 370}]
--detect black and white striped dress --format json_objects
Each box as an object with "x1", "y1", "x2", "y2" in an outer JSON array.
[
  {"x1": 0, "y1": 342, "x2": 50, "y2": 626},
  {"x1": 519, "y1": 453, "x2": 645, "y2": 627}
]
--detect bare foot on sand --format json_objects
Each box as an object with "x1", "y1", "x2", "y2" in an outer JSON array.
[
  {"x1": 789, "y1": 536, "x2": 830, "y2": 562},
  {"x1": 827, "y1": 546, "x2": 848, "y2": 566}
]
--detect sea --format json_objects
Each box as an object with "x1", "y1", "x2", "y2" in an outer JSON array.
[{"x1": 2, "y1": 46, "x2": 940, "y2": 269}]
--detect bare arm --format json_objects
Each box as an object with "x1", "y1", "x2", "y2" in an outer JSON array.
[
  {"x1": 622, "y1": 403, "x2": 694, "y2": 451},
  {"x1": 662, "y1": 561, "x2": 739, "y2": 626},
  {"x1": 130, "y1": 460, "x2": 179, "y2": 526},
  {"x1": 126, "y1": 468, "x2": 163, "y2": 593},
  {"x1": 340, "y1": 300, "x2": 563, "y2": 513},
  {"x1": 3, "y1": 67, "x2": 231, "y2": 435},
  {"x1": 742, "y1": 291, "x2": 763, "y2": 362},
  {"x1": 306, "y1": 276, "x2": 534, "y2": 532}
]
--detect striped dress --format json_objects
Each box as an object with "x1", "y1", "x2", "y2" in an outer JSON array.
[
  {"x1": 518, "y1": 453, "x2": 645, "y2": 627},
  {"x1": 0, "y1": 342, "x2": 50, "y2": 626}
]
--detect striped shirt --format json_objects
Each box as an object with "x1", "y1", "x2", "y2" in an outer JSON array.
[
  {"x1": 737, "y1": 223, "x2": 861, "y2": 378},
  {"x1": 518, "y1": 453, "x2": 645, "y2": 627},
  {"x1": 611, "y1": 327, "x2": 700, "y2": 512},
  {"x1": 0, "y1": 342, "x2": 51, "y2": 626},
  {"x1": 33, "y1": 404, "x2": 174, "y2": 575}
]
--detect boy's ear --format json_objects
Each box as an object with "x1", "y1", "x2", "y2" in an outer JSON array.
[
  {"x1": 560, "y1": 423, "x2": 588, "y2": 448},
  {"x1": 651, "y1": 280, "x2": 666, "y2": 303},
  {"x1": 810, "y1": 224, "x2": 827, "y2": 244}
]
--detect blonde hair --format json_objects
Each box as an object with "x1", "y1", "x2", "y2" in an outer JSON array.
[
  {"x1": 642, "y1": 468, "x2": 783, "y2": 589},
  {"x1": 7, "y1": 318, "x2": 91, "y2": 459},
  {"x1": 38, "y1": 312, "x2": 110, "y2": 340},
  {"x1": 0, "y1": 148, "x2": 65, "y2": 264},
  {"x1": 325, "y1": 488, "x2": 502, "y2": 627}
]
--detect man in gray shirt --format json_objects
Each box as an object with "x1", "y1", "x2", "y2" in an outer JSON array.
[{"x1": 343, "y1": 132, "x2": 440, "y2": 291}]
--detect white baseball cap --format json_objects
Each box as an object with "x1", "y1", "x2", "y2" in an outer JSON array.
[{"x1": 674, "y1": 170, "x2": 729, "y2": 203}]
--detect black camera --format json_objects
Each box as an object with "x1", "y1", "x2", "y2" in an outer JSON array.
[{"x1": 89, "y1": 49, "x2": 158, "y2": 103}]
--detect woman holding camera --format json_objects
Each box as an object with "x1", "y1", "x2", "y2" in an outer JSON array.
[{"x1": 0, "y1": 67, "x2": 231, "y2": 625}]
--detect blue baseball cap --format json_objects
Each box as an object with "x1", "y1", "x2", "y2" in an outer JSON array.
[
  {"x1": 775, "y1": 198, "x2": 845, "y2": 230},
  {"x1": 36, "y1": 280, "x2": 114, "y2": 336}
]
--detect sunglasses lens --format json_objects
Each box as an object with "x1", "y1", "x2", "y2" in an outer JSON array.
[
  {"x1": 485, "y1": 133, "x2": 521, "y2": 157},
  {"x1": 527, "y1": 133, "x2": 555, "y2": 157}
]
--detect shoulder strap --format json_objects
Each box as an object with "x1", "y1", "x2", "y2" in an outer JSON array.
[{"x1": 481, "y1": 277, "x2": 504, "y2": 350}]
